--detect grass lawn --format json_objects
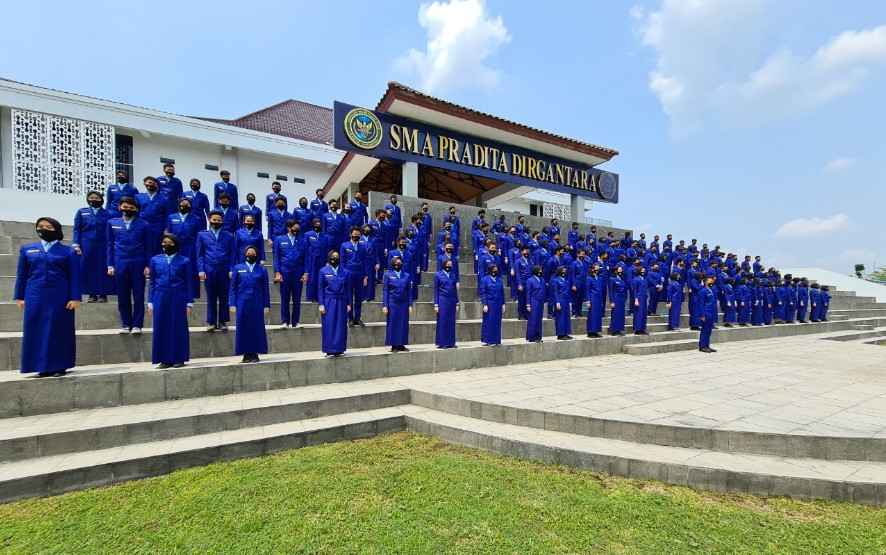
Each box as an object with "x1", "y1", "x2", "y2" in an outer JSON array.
[{"x1": 1, "y1": 432, "x2": 886, "y2": 554}]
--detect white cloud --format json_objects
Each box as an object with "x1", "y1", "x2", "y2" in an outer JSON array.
[
  {"x1": 633, "y1": 1, "x2": 886, "y2": 134},
  {"x1": 824, "y1": 157, "x2": 856, "y2": 172},
  {"x1": 395, "y1": 0, "x2": 510, "y2": 94},
  {"x1": 840, "y1": 248, "x2": 875, "y2": 262},
  {"x1": 775, "y1": 213, "x2": 849, "y2": 238}
]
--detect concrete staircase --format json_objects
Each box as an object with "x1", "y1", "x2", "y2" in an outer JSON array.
[{"x1": 3, "y1": 219, "x2": 886, "y2": 505}]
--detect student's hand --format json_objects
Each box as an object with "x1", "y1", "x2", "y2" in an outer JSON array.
[
  {"x1": 319, "y1": 305, "x2": 326, "y2": 315},
  {"x1": 274, "y1": 272, "x2": 283, "y2": 283},
  {"x1": 363, "y1": 276, "x2": 368, "y2": 287},
  {"x1": 701, "y1": 316, "x2": 706, "y2": 322},
  {"x1": 66, "y1": 300, "x2": 81, "y2": 311},
  {"x1": 434, "y1": 304, "x2": 439, "y2": 314},
  {"x1": 526, "y1": 305, "x2": 531, "y2": 313},
  {"x1": 409, "y1": 306, "x2": 413, "y2": 314},
  {"x1": 610, "y1": 303, "x2": 615, "y2": 309},
  {"x1": 144, "y1": 267, "x2": 150, "y2": 278},
  {"x1": 302, "y1": 273, "x2": 309, "y2": 283},
  {"x1": 382, "y1": 306, "x2": 388, "y2": 315},
  {"x1": 199, "y1": 272, "x2": 207, "y2": 281},
  {"x1": 572, "y1": 286, "x2": 577, "y2": 292},
  {"x1": 73, "y1": 245, "x2": 82, "y2": 255},
  {"x1": 483, "y1": 304, "x2": 489, "y2": 313},
  {"x1": 556, "y1": 303, "x2": 561, "y2": 311},
  {"x1": 107, "y1": 266, "x2": 115, "y2": 276},
  {"x1": 16, "y1": 300, "x2": 24, "y2": 310},
  {"x1": 347, "y1": 305, "x2": 351, "y2": 312},
  {"x1": 230, "y1": 306, "x2": 236, "y2": 313},
  {"x1": 666, "y1": 302, "x2": 671, "y2": 308},
  {"x1": 229, "y1": 272, "x2": 232, "y2": 279},
  {"x1": 264, "y1": 307, "x2": 270, "y2": 314},
  {"x1": 501, "y1": 304, "x2": 506, "y2": 315},
  {"x1": 635, "y1": 300, "x2": 639, "y2": 307},
  {"x1": 147, "y1": 303, "x2": 154, "y2": 315}
]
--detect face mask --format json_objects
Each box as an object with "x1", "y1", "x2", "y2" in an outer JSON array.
[
  {"x1": 245, "y1": 254, "x2": 257, "y2": 264},
  {"x1": 179, "y1": 206, "x2": 190, "y2": 214},
  {"x1": 329, "y1": 258, "x2": 339, "y2": 267},
  {"x1": 393, "y1": 263, "x2": 403, "y2": 271},
  {"x1": 210, "y1": 222, "x2": 223, "y2": 230},
  {"x1": 277, "y1": 205, "x2": 286, "y2": 211},
  {"x1": 37, "y1": 228, "x2": 59, "y2": 242},
  {"x1": 247, "y1": 198, "x2": 255, "y2": 205},
  {"x1": 117, "y1": 177, "x2": 127, "y2": 184},
  {"x1": 313, "y1": 225, "x2": 321, "y2": 232},
  {"x1": 289, "y1": 228, "x2": 299, "y2": 235},
  {"x1": 191, "y1": 185, "x2": 200, "y2": 191},
  {"x1": 122, "y1": 209, "x2": 137, "y2": 218},
  {"x1": 533, "y1": 270, "x2": 542, "y2": 276},
  {"x1": 245, "y1": 223, "x2": 254, "y2": 230},
  {"x1": 162, "y1": 244, "x2": 177, "y2": 255},
  {"x1": 146, "y1": 186, "x2": 157, "y2": 193},
  {"x1": 88, "y1": 199, "x2": 102, "y2": 208},
  {"x1": 300, "y1": 201, "x2": 307, "y2": 208},
  {"x1": 220, "y1": 203, "x2": 230, "y2": 209},
  {"x1": 491, "y1": 270, "x2": 499, "y2": 276},
  {"x1": 445, "y1": 248, "x2": 453, "y2": 254},
  {"x1": 444, "y1": 265, "x2": 453, "y2": 272},
  {"x1": 351, "y1": 236, "x2": 360, "y2": 242}
]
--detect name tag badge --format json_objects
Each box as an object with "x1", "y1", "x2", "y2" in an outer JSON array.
[
  {"x1": 111, "y1": 226, "x2": 123, "y2": 230},
  {"x1": 26, "y1": 248, "x2": 40, "y2": 254},
  {"x1": 238, "y1": 270, "x2": 247, "y2": 273}
]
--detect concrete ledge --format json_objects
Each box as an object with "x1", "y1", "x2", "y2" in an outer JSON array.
[
  {"x1": 404, "y1": 408, "x2": 886, "y2": 506},
  {"x1": 410, "y1": 391, "x2": 886, "y2": 462},
  {"x1": 0, "y1": 410, "x2": 406, "y2": 504}
]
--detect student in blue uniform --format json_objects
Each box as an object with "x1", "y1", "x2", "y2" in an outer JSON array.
[
  {"x1": 213, "y1": 170, "x2": 238, "y2": 208},
  {"x1": 166, "y1": 197, "x2": 201, "y2": 300},
  {"x1": 183, "y1": 178, "x2": 210, "y2": 230},
  {"x1": 293, "y1": 197, "x2": 313, "y2": 230},
  {"x1": 646, "y1": 263, "x2": 664, "y2": 315},
  {"x1": 585, "y1": 263, "x2": 605, "y2": 337},
  {"x1": 736, "y1": 277, "x2": 751, "y2": 326},
  {"x1": 318, "y1": 250, "x2": 350, "y2": 357},
  {"x1": 196, "y1": 211, "x2": 236, "y2": 332},
  {"x1": 304, "y1": 219, "x2": 327, "y2": 302},
  {"x1": 216, "y1": 193, "x2": 239, "y2": 234},
  {"x1": 310, "y1": 188, "x2": 329, "y2": 219},
  {"x1": 434, "y1": 258, "x2": 459, "y2": 348},
  {"x1": 809, "y1": 283, "x2": 821, "y2": 322},
  {"x1": 107, "y1": 197, "x2": 150, "y2": 334},
  {"x1": 349, "y1": 191, "x2": 369, "y2": 227},
  {"x1": 273, "y1": 220, "x2": 307, "y2": 328},
  {"x1": 385, "y1": 195, "x2": 402, "y2": 234},
  {"x1": 15, "y1": 217, "x2": 81, "y2": 376},
  {"x1": 666, "y1": 271, "x2": 683, "y2": 331},
  {"x1": 608, "y1": 266, "x2": 627, "y2": 336},
  {"x1": 147, "y1": 234, "x2": 193, "y2": 368},
  {"x1": 230, "y1": 245, "x2": 271, "y2": 363},
  {"x1": 551, "y1": 266, "x2": 573, "y2": 340},
  {"x1": 631, "y1": 265, "x2": 649, "y2": 335},
  {"x1": 699, "y1": 274, "x2": 718, "y2": 353},
  {"x1": 341, "y1": 226, "x2": 369, "y2": 327},
  {"x1": 265, "y1": 181, "x2": 284, "y2": 228},
  {"x1": 820, "y1": 286, "x2": 831, "y2": 321},
  {"x1": 235, "y1": 214, "x2": 265, "y2": 263},
  {"x1": 136, "y1": 176, "x2": 169, "y2": 256},
  {"x1": 238, "y1": 193, "x2": 263, "y2": 234},
  {"x1": 73, "y1": 190, "x2": 113, "y2": 302},
  {"x1": 525, "y1": 266, "x2": 546, "y2": 343},
  {"x1": 796, "y1": 278, "x2": 809, "y2": 323},
  {"x1": 105, "y1": 170, "x2": 138, "y2": 218},
  {"x1": 156, "y1": 163, "x2": 183, "y2": 215},
  {"x1": 479, "y1": 264, "x2": 505, "y2": 346},
  {"x1": 268, "y1": 196, "x2": 291, "y2": 240},
  {"x1": 570, "y1": 249, "x2": 589, "y2": 317},
  {"x1": 383, "y1": 256, "x2": 412, "y2": 352},
  {"x1": 722, "y1": 277, "x2": 737, "y2": 327}
]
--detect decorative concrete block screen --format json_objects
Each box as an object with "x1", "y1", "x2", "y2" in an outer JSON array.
[
  {"x1": 542, "y1": 202, "x2": 571, "y2": 221},
  {"x1": 11, "y1": 108, "x2": 115, "y2": 196}
]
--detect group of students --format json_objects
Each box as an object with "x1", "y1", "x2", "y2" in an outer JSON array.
[{"x1": 14, "y1": 167, "x2": 833, "y2": 376}]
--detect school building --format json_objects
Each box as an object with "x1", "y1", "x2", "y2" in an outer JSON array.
[{"x1": 0, "y1": 78, "x2": 620, "y2": 226}]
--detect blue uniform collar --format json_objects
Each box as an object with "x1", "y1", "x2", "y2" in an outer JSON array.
[{"x1": 40, "y1": 240, "x2": 58, "y2": 251}]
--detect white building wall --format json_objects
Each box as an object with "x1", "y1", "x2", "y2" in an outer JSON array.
[{"x1": 235, "y1": 150, "x2": 333, "y2": 206}]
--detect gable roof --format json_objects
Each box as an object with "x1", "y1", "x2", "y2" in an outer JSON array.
[{"x1": 194, "y1": 99, "x2": 333, "y2": 146}]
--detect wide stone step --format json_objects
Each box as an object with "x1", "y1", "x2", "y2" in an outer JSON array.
[
  {"x1": 409, "y1": 392, "x2": 886, "y2": 462},
  {"x1": 823, "y1": 328, "x2": 886, "y2": 342},
  {"x1": 0, "y1": 330, "x2": 700, "y2": 418},
  {"x1": 0, "y1": 408, "x2": 406, "y2": 503},
  {"x1": 0, "y1": 300, "x2": 685, "y2": 332},
  {"x1": 0, "y1": 388, "x2": 408, "y2": 463},
  {"x1": 405, "y1": 407, "x2": 886, "y2": 506}
]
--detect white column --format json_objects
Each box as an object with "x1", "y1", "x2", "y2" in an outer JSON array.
[
  {"x1": 402, "y1": 161, "x2": 419, "y2": 198},
  {"x1": 570, "y1": 193, "x2": 584, "y2": 222}
]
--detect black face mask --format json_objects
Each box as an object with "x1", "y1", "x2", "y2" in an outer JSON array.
[
  {"x1": 121, "y1": 209, "x2": 137, "y2": 218},
  {"x1": 162, "y1": 244, "x2": 177, "y2": 255},
  {"x1": 117, "y1": 177, "x2": 127, "y2": 184},
  {"x1": 210, "y1": 222, "x2": 223, "y2": 230},
  {"x1": 88, "y1": 199, "x2": 102, "y2": 208},
  {"x1": 146, "y1": 186, "x2": 157, "y2": 193},
  {"x1": 491, "y1": 270, "x2": 499, "y2": 277},
  {"x1": 313, "y1": 225, "x2": 321, "y2": 232},
  {"x1": 445, "y1": 248, "x2": 453, "y2": 254},
  {"x1": 247, "y1": 198, "x2": 255, "y2": 206},
  {"x1": 399, "y1": 244, "x2": 407, "y2": 251},
  {"x1": 191, "y1": 185, "x2": 200, "y2": 191},
  {"x1": 37, "y1": 228, "x2": 60, "y2": 242},
  {"x1": 277, "y1": 205, "x2": 286, "y2": 211},
  {"x1": 245, "y1": 223, "x2": 254, "y2": 230},
  {"x1": 245, "y1": 254, "x2": 258, "y2": 264},
  {"x1": 299, "y1": 201, "x2": 307, "y2": 208},
  {"x1": 533, "y1": 270, "x2": 543, "y2": 277},
  {"x1": 179, "y1": 206, "x2": 190, "y2": 214},
  {"x1": 444, "y1": 265, "x2": 453, "y2": 273},
  {"x1": 329, "y1": 258, "x2": 339, "y2": 267},
  {"x1": 351, "y1": 236, "x2": 360, "y2": 242},
  {"x1": 289, "y1": 228, "x2": 299, "y2": 235},
  {"x1": 393, "y1": 263, "x2": 403, "y2": 271}
]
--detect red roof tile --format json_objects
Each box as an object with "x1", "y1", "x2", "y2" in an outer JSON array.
[{"x1": 196, "y1": 99, "x2": 333, "y2": 145}]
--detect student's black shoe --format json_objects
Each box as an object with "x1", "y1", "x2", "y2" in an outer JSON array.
[
  {"x1": 587, "y1": 332, "x2": 601, "y2": 338},
  {"x1": 390, "y1": 347, "x2": 397, "y2": 353},
  {"x1": 634, "y1": 330, "x2": 649, "y2": 335},
  {"x1": 98, "y1": 296, "x2": 108, "y2": 303},
  {"x1": 86, "y1": 296, "x2": 98, "y2": 303},
  {"x1": 724, "y1": 323, "x2": 733, "y2": 328},
  {"x1": 36, "y1": 370, "x2": 67, "y2": 378},
  {"x1": 357, "y1": 320, "x2": 366, "y2": 327},
  {"x1": 218, "y1": 324, "x2": 229, "y2": 332},
  {"x1": 205, "y1": 326, "x2": 216, "y2": 333},
  {"x1": 712, "y1": 325, "x2": 719, "y2": 329},
  {"x1": 241, "y1": 355, "x2": 251, "y2": 363},
  {"x1": 157, "y1": 363, "x2": 171, "y2": 369},
  {"x1": 398, "y1": 346, "x2": 410, "y2": 352},
  {"x1": 708, "y1": 348, "x2": 718, "y2": 352},
  {"x1": 348, "y1": 320, "x2": 356, "y2": 327},
  {"x1": 172, "y1": 363, "x2": 185, "y2": 368},
  {"x1": 690, "y1": 326, "x2": 700, "y2": 331}
]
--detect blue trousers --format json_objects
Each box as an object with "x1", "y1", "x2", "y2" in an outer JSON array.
[
  {"x1": 280, "y1": 270, "x2": 304, "y2": 325},
  {"x1": 115, "y1": 261, "x2": 145, "y2": 329},
  {"x1": 516, "y1": 288, "x2": 528, "y2": 319},
  {"x1": 346, "y1": 272, "x2": 364, "y2": 321},
  {"x1": 204, "y1": 267, "x2": 230, "y2": 326},
  {"x1": 481, "y1": 303, "x2": 503, "y2": 345},
  {"x1": 633, "y1": 297, "x2": 648, "y2": 332},
  {"x1": 554, "y1": 302, "x2": 571, "y2": 336},
  {"x1": 699, "y1": 318, "x2": 714, "y2": 349},
  {"x1": 668, "y1": 301, "x2": 681, "y2": 329}
]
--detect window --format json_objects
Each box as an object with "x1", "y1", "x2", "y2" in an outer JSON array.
[
  {"x1": 205, "y1": 163, "x2": 219, "y2": 171},
  {"x1": 529, "y1": 203, "x2": 540, "y2": 217},
  {"x1": 275, "y1": 175, "x2": 288, "y2": 181},
  {"x1": 115, "y1": 134, "x2": 134, "y2": 179},
  {"x1": 292, "y1": 176, "x2": 306, "y2": 184},
  {"x1": 257, "y1": 172, "x2": 270, "y2": 179},
  {"x1": 160, "y1": 157, "x2": 175, "y2": 165}
]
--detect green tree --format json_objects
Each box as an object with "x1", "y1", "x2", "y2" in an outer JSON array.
[{"x1": 868, "y1": 266, "x2": 886, "y2": 283}]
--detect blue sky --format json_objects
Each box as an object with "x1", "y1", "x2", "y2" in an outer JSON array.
[{"x1": 2, "y1": 0, "x2": 885, "y2": 273}]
